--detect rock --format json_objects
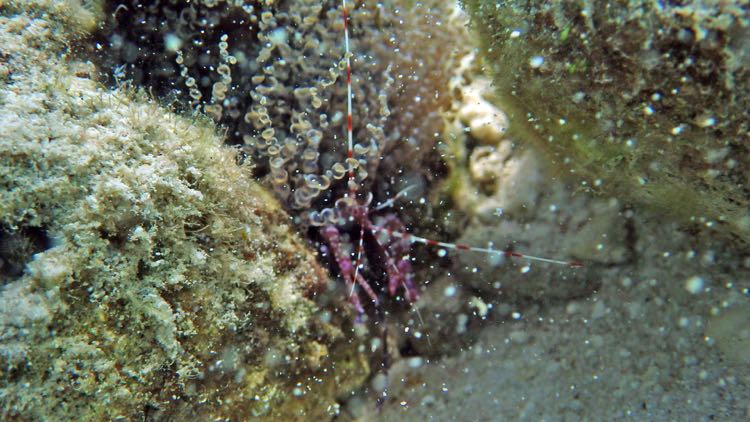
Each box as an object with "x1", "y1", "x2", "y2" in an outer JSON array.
[
  {"x1": 0, "y1": 2, "x2": 367, "y2": 419},
  {"x1": 464, "y1": 0, "x2": 750, "y2": 248}
]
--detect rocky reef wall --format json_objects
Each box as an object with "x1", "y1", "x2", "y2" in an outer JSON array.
[
  {"x1": 463, "y1": 0, "x2": 750, "y2": 248},
  {"x1": 0, "y1": 1, "x2": 367, "y2": 419}
]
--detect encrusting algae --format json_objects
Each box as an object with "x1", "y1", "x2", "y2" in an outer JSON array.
[
  {"x1": 1, "y1": 1, "x2": 369, "y2": 419},
  {"x1": 463, "y1": 0, "x2": 750, "y2": 249}
]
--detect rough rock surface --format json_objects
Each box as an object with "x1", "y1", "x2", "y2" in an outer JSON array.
[
  {"x1": 0, "y1": 1, "x2": 366, "y2": 420},
  {"x1": 463, "y1": 0, "x2": 750, "y2": 248}
]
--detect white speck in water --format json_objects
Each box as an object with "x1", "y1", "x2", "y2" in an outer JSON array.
[
  {"x1": 164, "y1": 33, "x2": 183, "y2": 52},
  {"x1": 529, "y1": 55, "x2": 544, "y2": 68},
  {"x1": 488, "y1": 251, "x2": 504, "y2": 267},
  {"x1": 370, "y1": 337, "x2": 382, "y2": 352},
  {"x1": 408, "y1": 357, "x2": 424, "y2": 368},
  {"x1": 268, "y1": 28, "x2": 288, "y2": 46},
  {"x1": 697, "y1": 115, "x2": 716, "y2": 128},
  {"x1": 684, "y1": 276, "x2": 705, "y2": 294}
]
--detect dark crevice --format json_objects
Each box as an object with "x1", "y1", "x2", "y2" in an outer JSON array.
[{"x1": 0, "y1": 225, "x2": 52, "y2": 284}]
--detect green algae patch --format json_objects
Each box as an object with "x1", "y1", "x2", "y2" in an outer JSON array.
[
  {"x1": 463, "y1": 0, "x2": 750, "y2": 247},
  {"x1": 0, "y1": 2, "x2": 367, "y2": 420}
]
